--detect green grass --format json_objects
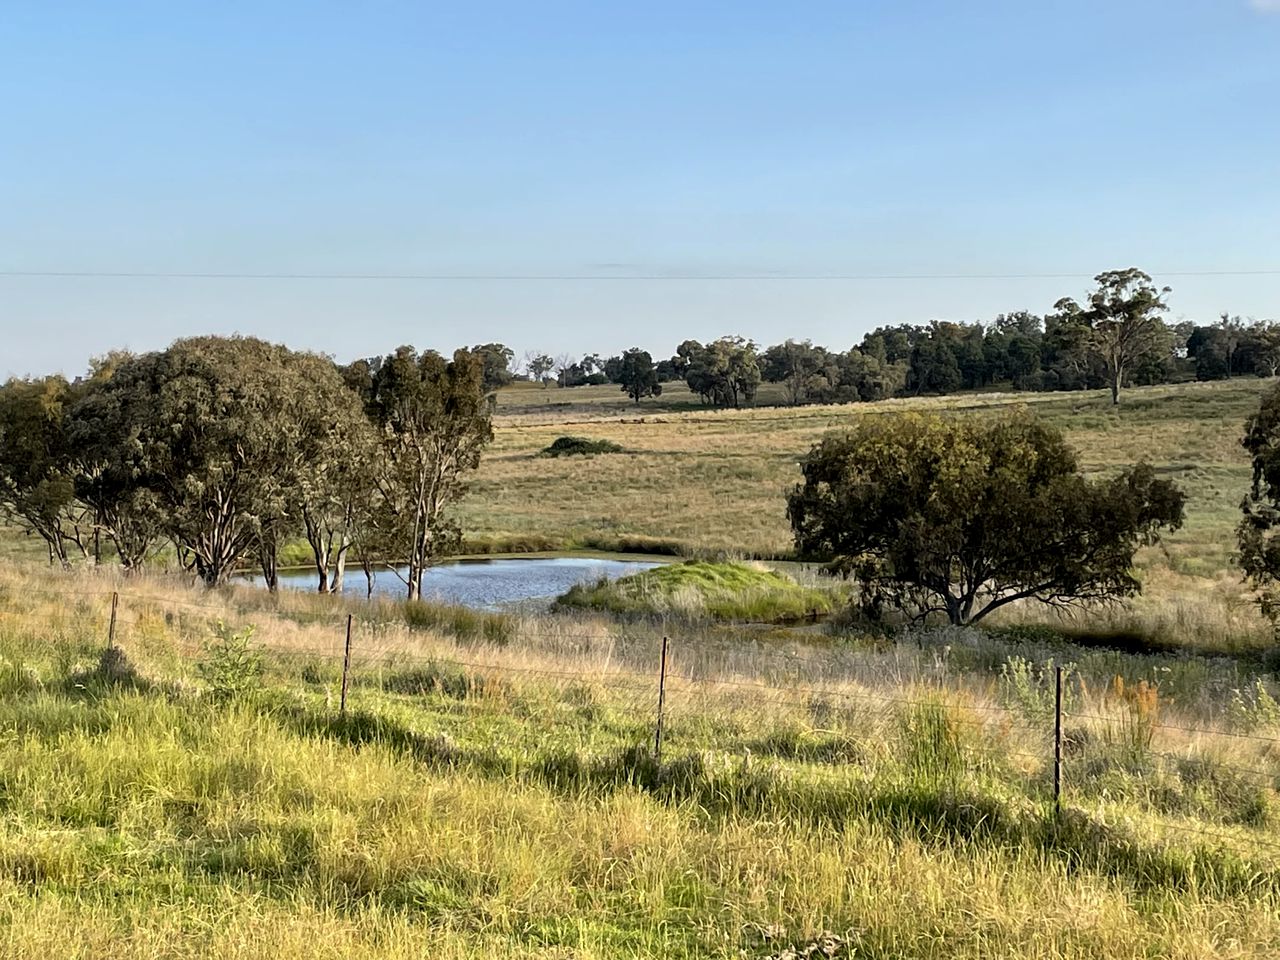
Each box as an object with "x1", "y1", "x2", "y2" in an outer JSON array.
[
  {"x1": 552, "y1": 560, "x2": 843, "y2": 622},
  {"x1": 5, "y1": 379, "x2": 1280, "y2": 955},
  {"x1": 4, "y1": 565, "x2": 1280, "y2": 956}
]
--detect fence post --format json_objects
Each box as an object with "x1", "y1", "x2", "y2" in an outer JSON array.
[
  {"x1": 1053, "y1": 664, "x2": 1063, "y2": 820},
  {"x1": 653, "y1": 636, "x2": 669, "y2": 761},
  {"x1": 340, "y1": 614, "x2": 353, "y2": 716},
  {"x1": 107, "y1": 591, "x2": 118, "y2": 650}
]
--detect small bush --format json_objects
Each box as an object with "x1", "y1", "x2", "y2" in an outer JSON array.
[
  {"x1": 197, "y1": 621, "x2": 262, "y2": 702},
  {"x1": 999, "y1": 655, "x2": 1076, "y2": 723},
  {"x1": 540, "y1": 436, "x2": 624, "y2": 457},
  {"x1": 1227, "y1": 678, "x2": 1280, "y2": 732}
]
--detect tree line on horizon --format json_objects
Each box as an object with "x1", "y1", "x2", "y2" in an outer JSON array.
[{"x1": 504, "y1": 269, "x2": 1280, "y2": 407}]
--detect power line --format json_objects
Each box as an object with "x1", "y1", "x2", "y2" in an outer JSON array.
[{"x1": 2, "y1": 269, "x2": 1280, "y2": 282}]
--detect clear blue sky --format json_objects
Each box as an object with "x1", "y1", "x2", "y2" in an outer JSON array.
[{"x1": 3, "y1": 0, "x2": 1279, "y2": 378}]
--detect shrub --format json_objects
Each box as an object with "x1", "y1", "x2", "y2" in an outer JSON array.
[
  {"x1": 999, "y1": 655, "x2": 1076, "y2": 723},
  {"x1": 1227, "y1": 678, "x2": 1280, "y2": 732},
  {"x1": 540, "y1": 436, "x2": 624, "y2": 457},
  {"x1": 197, "y1": 621, "x2": 262, "y2": 702}
]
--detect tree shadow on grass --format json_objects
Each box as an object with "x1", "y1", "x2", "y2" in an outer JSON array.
[{"x1": 276, "y1": 701, "x2": 1280, "y2": 900}]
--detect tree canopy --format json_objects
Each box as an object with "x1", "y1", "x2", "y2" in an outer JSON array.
[
  {"x1": 0, "y1": 336, "x2": 492, "y2": 599},
  {"x1": 0, "y1": 374, "x2": 86, "y2": 566},
  {"x1": 69, "y1": 337, "x2": 355, "y2": 587},
  {"x1": 617, "y1": 348, "x2": 662, "y2": 404},
  {"x1": 1238, "y1": 382, "x2": 1280, "y2": 621},
  {"x1": 787, "y1": 412, "x2": 1185, "y2": 625},
  {"x1": 358, "y1": 346, "x2": 493, "y2": 601}
]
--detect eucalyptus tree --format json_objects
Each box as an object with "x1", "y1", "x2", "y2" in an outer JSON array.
[
  {"x1": 471, "y1": 342, "x2": 515, "y2": 394},
  {"x1": 362, "y1": 346, "x2": 493, "y2": 601},
  {"x1": 1056, "y1": 268, "x2": 1172, "y2": 405},
  {"x1": 617, "y1": 348, "x2": 662, "y2": 404},
  {"x1": 762, "y1": 340, "x2": 835, "y2": 406},
  {"x1": 683, "y1": 337, "x2": 761, "y2": 408},
  {"x1": 523, "y1": 351, "x2": 555, "y2": 386},
  {"x1": 0, "y1": 375, "x2": 88, "y2": 566},
  {"x1": 1238, "y1": 382, "x2": 1280, "y2": 621},
  {"x1": 287, "y1": 351, "x2": 381, "y2": 593},
  {"x1": 68, "y1": 357, "x2": 166, "y2": 572},
  {"x1": 788, "y1": 412, "x2": 1185, "y2": 625},
  {"x1": 78, "y1": 337, "x2": 304, "y2": 586}
]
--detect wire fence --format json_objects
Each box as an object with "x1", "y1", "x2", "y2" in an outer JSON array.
[{"x1": 6, "y1": 582, "x2": 1280, "y2": 862}]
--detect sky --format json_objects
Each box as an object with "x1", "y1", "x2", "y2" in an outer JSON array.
[{"x1": 2, "y1": 0, "x2": 1279, "y2": 378}]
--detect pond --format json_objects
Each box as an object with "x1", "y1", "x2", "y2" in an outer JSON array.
[{"x1": 262, "y1": 555, "x2": 663, "y2": 610}]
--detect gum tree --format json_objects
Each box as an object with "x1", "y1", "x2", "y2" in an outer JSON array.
[
  {"x1": 0, "y1": 375, "x2": 87, "y2": 566},
  {"x1": 1056, "y1": 268, "x2": 1172, "y2": 405},
  {"x1": 76, "y1": 337, "x2": 301, "y2": 586},
  {"x1": 787, "y1": 412, "x2": 1185, "y2": 625},
  {"x1": 617, "y1": 347, "x2": 662, "y2": 404},
  {"x1": 361, "y1": 346, "x2": 492, "y2": 601},
  {"x1": 1238, "y1": 382, "x2": 1280, "y2": 621}
]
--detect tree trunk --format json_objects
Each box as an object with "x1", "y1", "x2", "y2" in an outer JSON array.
[
  {"x1": 1110, "y1": 376, "x2": 1120, "y2": 406},
  {"x1": 260, "y1": 549, "x2": 278, "y2": 593},
  {"x1": 330, "y1": 541, "x2": 348, "y2": 594}
]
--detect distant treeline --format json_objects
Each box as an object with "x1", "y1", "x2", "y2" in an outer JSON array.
[{"x1": 505, "y1": 268, "x2": 1280, "y2": 406}]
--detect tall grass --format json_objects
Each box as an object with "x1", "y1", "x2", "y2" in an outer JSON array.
[{"x1": 3, "y1": 563, "x2": 1280, "y2": 956}]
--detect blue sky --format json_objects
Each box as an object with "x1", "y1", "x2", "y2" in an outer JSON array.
[{"x1": 2, "y1": 0, "x2": 1279, "y2": 377}]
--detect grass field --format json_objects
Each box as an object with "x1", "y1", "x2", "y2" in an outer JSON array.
[
  {"x1": 4, "y1": 377, "x2": 1274, "y2": 648},
  {"x1": 454, "y1": 378, "x2": 1277, "y2": 650},
  {"x1": 5, "y1": 376, "x2": 1280, "y2": 957},
  {"x1": 3, "y1": 562, "x2": 1280, "y2": 958},
  {"x1": 469, "y1": 378, "x2": 1267, "y2": 566}
]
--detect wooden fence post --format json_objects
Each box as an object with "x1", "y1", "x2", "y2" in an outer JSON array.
[
  {"x1": 340, "y1": 614, "x2": 353, "y2": 715},
  {"x1": 654, "y1": 636, "x2": 669, "y2": 761},
  {"x1": 108, "y1": 591, "x2": 118, "y2": 650},
  {"x1": 1053, "y1": 664, "x2": 1063, "y2": 819}
]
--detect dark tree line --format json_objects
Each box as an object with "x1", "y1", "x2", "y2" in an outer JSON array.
[
  {"x1": 514, "y1": 269, "x2": 1277, "y2": 409},
  {"x1": 0, "y1": 337, "x2": 493, "y2": 600}
]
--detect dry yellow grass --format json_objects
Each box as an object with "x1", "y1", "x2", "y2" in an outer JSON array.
[{"x1": 458, "y1": 378, "x2": 1276, "y2": 648}]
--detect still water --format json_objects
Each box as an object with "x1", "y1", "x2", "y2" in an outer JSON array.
[{"x1": 267, "y1": 556, "x2": 662, "y2": 610}]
